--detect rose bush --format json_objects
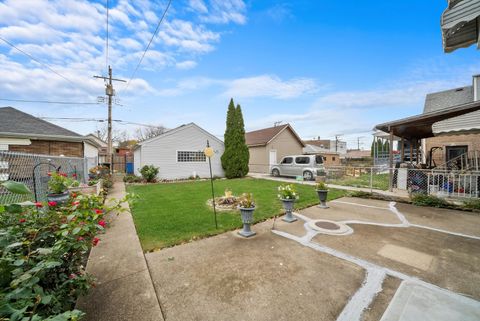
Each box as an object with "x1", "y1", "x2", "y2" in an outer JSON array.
[{"x1": 0, "y1": 181, "x2": 126, "y2": 320}]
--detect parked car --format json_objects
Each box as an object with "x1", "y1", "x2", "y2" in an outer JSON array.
[{"x1": 270, "y1": 155, "x2": 325, "y2": 181}]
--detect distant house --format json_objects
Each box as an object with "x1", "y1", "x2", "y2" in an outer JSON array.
[
  {"x1": 303, "y1": 138, "x2": 347, "y2": 156},
  {"x1": 133, "y1": 123, "x2": 224, "y2": 180},
  {"x1": 245, "y1": 124, "x2": 305, "y2": 173},
  {"x1": 422, "y1": 75, "x2": 480, "y2": 167},
  {"x1": 0, "y1": 107, "x2": 99, "y2": 159},
  {"x1": 303, "y1": 144, "x2": 341, "y2": 166},
  {"x1": 85, "y1": 133, "x2": 108, "y2": 164},
  {"x1": 346, "y1": 150, "x2": 371, "y2": 160}
]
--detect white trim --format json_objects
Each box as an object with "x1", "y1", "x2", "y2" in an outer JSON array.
[{"x1": 140, "y1": 123, "x2": 223, "y2": 147}]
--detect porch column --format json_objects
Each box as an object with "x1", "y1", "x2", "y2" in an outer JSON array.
[
  {"x1": 400, "y1": 138, "x2": 404, "y2": 163},
  {"x1": 389, "y1": 129, "x2": 394, "y2": 192}
]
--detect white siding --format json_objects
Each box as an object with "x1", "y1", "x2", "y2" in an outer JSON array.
[
  {"x1": 432, "y1": 110, "x2": 480, "y2": 134},
  {"x1": 134, "y1": 148, "x2": 141, "y2": 176},
  {"x1": 137, "y1": 124, "x2": 225, "y2": 180},
  {"x1": 84, "y1": 142, "x2": 99, "y2": 158}
]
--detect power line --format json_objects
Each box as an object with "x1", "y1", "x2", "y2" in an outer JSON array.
[
  {"x1": 122, "y1": 0, "x2": 172, "y2": 92},
  {"x1": 106, "y1": 0, "x2": 109, "y2": 72},
  {"x1": 0, "y1": 36, "x2": 77, "y2": 86},
  {"x1": 0, "y1": 98, "x2": 100, "y2": 105},
  {"x1": 40, "y1": 116, "x2": 160, "y2": 128}
]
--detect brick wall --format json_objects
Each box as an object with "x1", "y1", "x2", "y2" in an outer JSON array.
[
  {"x1": 425, "y1": 133, "x2": 480, "y2": 165},
  {"x1": 9, "y1": 140, "x2": 84, "y2": 157}
]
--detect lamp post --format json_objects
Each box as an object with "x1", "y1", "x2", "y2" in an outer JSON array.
[{"x1": 204, "y1": 140, "x2": 218, "y2": 229}]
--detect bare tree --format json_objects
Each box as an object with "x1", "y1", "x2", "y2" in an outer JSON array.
[
  {"x1": 95, "y1": 124, "x2": 130, "y2": 144},
  {"x1": 134, "y1": 125, "x2": 167, "y2": 141}
]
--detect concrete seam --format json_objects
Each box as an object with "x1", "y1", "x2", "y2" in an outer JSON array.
[{"x1": 144, "y1": 253, "x2": 168, "y2": 321}]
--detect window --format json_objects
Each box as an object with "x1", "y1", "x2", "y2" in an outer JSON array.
[
  {"x1": 177, "y1": 151, "x2": 206, "y2": 162},
  {"x1": 315, "y1": 155, "x2": 324, "y2": 165},
  {"x1": 281, "y1": 157, "x2": 293, "y2": 164},
  {"x1": 332, "y1": 157, "x2": 336, "y2": 161},
  {"x1": 295, "y1": 156, "x2": 310, "y2": 164}
]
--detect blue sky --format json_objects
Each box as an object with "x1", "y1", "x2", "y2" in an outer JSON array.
[{"x1": 0, "y1": 0, "x2": 478, "y2": 148}]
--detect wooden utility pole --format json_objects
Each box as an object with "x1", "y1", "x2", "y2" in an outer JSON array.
[{"x1": 94, "y1": 66, "x2": 126, "y2": 172}]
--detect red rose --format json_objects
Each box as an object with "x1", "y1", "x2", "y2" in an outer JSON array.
[
  {"x1": 77, "y1": 236, "x2": 84, "y2": 241},
  {"x1": 98, "y1": 220, "x2": 106, "y2": 228},
  {"x1": 94, "y1": 209, "x2": 103, "y2": 215},
  {"x1": 92, "y1": 237, "x2": 100, "y2": 246},
  {"x1": 47, "y1": 172, "x2": 52, "y2": 176},
  {"x1": 72, "y1": 173, "x2": 77, "y2": 178},
  {"x1": 71, "y1": 192, "x2": 77, "y2": 198},
  {"x1": 34, "y1": 202, "x2": 43, "y2": 208},
  {"x1": 48, "y1": 201, "x2": 57, "y2": 207},
  {"x1": 72, "y1": 201, "x2": 80, "y2": 206},
  {"x1": 19, "y1": 218, "x2": 26, "y2": 223}
]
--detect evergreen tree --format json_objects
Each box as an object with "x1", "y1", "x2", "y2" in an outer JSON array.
[
  {"x1": 370, "y1": 140, "x2": 375, "y2": 157},
  {"x1": 235, "y1": 104, "x2": 249, "y2": 177},
  {"x1": 221, "y1": 99, "x2": 236, "y2": 173}
]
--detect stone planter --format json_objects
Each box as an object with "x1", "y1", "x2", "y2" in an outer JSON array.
[
  {"x1": 47, "y1": 191, "x2": 70, "y2": 204},
  {"x1": 316, "y1": 190, "x2": 329, "y2": 209},
  {"x1": 281, "y1": 199, "x2": 297, "y2": 222},
  {"x1": 238, "y1": 206, "x2": 256, "y2": 238}
]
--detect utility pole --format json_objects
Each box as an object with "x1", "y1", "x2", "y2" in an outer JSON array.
[
  {"x1": 94, "y1": 66, "x2": 126, "y2": 172},
  {"x1": 357, "y1": 136, "x2": 365, "y2": 150},
  {"x1": 334, "y1": 134, "x2": 342, "y2": 152}
]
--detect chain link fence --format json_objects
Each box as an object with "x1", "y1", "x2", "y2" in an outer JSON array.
[{"x1": 0, "y1": 151, "x2": 91, "y2": 204}]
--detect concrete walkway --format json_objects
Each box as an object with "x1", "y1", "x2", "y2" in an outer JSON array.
[
  {"x1": 76, "y1": 179, "x2": 164, "y2": 321},
  {"x1": 248, "y1": 172, "x2": 410, "y2": 200}
]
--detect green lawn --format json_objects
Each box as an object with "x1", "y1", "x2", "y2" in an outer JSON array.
[
  {"x1": 328, "y1": 173, "x2": 389, "y2": 191},
  {"x1": 127, "y1": 178, "x2": 347, "y2": 251}
]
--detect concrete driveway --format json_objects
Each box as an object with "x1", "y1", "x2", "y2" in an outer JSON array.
[{"x1": 146, "y1": 197, "x2": 480, "y2": 321}]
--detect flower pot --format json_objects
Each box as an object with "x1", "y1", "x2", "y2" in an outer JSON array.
[
  {"x1": 281, "y1": 199, "x2": 297, "y2": 223},
  {"x1": 238, "y1": 206, "x2": 256, "y2": 237},
  {"x1": 316, "y1": 190, "x2": 329, "y2": 209},
  {"x1": 47, "y1": 191, "x2": 70, "y2": 204}
]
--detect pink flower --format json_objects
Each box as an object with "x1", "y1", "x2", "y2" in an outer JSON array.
[
  {"x1": 69, "y1": 273, "x2": 77, "y2": 279},
  {"x1": 19, "y1": 218, "x2": 26, "y2": 223},
  {"x1": 77, "y1": 237, "x2": 84, "y2": 241},
  {"x1": 98, "y1": 220, "x2": 106, "y2": 228},
  {"x1": 72, "y1": 201, "x2": 80, "y2": 206},
  {"x1": 94, "y1": 209, "x2": 103, "y2": 215},
  {"x1": 92, "y1": 237, "x2": 100, "y2": 246},
  {"x1": 34, "y1": 202, "x2": 43, "y2": 208},
  {"x1": 48, "y1": 201, "x2": 57, "y2": 207}
]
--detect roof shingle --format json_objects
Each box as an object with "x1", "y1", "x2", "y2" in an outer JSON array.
[{"x1": 245, "y1": 124, "x2": 288, "y2": 146}]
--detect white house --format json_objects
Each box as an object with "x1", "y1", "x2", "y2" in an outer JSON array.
[{"x1": 133, "y1": 123, "x2": 225, "y2": 180}]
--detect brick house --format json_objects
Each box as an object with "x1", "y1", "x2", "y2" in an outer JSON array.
[
  {"x1": 0, "y1": 107, "x2": 100, "y2": 158},
  {"x1": 422, "y1": 75, "x2": 480, "y2": 167}
]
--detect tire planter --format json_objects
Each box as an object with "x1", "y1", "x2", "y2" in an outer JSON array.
[
  {"x1": 281, "y1": 199, "x2": 297, "y2": 222},
  {"x1": 238, "y1": 206, "x2": 256, "y2": 238},
  {"x1": 316, "y1": 190, "x2": 329, "y2": 209},
  {"x1": 47, "y1": 191, "x2": 70, "y2": 204}
]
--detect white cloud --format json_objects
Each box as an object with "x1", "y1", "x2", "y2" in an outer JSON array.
[
  {"x1": 176, "y1": 60, "x2": 197, "y2": 70},
  {"x1": 224, "y1": 75, "x2": 319, "y2": 99},
  {"x1": 201, "y1": 0, "x2": 247, "y2": 24},
  {"x1": 188, "y1": 0, "x2": 209, "y2": 14}
]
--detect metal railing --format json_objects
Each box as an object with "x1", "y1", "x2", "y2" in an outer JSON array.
[{"x1": 0, "y1": 151, "x2": 92, "y2": 204}]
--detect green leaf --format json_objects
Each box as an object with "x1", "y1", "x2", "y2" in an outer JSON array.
[
  {"x1": 44, "y1": 261, "x2": 61, "y2": 269},
  {"x1": 13, "y1": 259, "x2": 24, "y2": 266},
  {"x1": 1, "y1": 181, "x2": 31, "y2": 194},
  {"x1": 67, "y1": 214, "x2": 75, "y2": 222},
  {"x1": 5, "y1": 204, "x2": 22, "y2": 213},
  {"x1": 6, "y1": 242, "x2": 23, "y2": 249},
  {"x1": 36, "y1": 248, "x2": 53, "y2": 255},
  {"x1": 61, "y1": 230, "x2": 69, "y2": 237},
  {"x1": 41, "y1": 295, "x2": 52, "y2": 305},
  {"x1": 72, "y1": 227, "x2": 81, "y2": 235}
]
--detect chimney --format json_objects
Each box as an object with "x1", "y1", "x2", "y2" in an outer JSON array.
[{"x1": 474, "y1": 74, "x2": 480, "y2": 101}]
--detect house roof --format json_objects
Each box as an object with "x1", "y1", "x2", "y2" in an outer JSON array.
[
  {"x1": 303, "y1": 139, "x2": 331, "y2": 149},
  {"x1": 136, "y1": 122, "x2": 223, "y2": 148},
  {"x1": 423, "y1": 86, "x2": 473, "y2": 113},
  {"x1": 346, "y1": 150, "x2": 371, "y2": 159},
  {"x1": 0, "y1": 107, "x2": 82, "y2": 138},
  {"x1": 375, "y1": 99, "x2": 480, "y2": 140},
  {"x1": 245, "y1": 124, "x2": 305, "y2": 147}
]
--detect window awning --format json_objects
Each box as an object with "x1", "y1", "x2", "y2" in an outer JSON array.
[
  {"x1": 374, "y1": 100, "x2": 480, "y2": 140},
  {"x1": 441, "y1": 0, "x2": 480, "y2": 53}
]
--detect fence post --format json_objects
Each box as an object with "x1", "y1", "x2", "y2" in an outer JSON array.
[
  {"x1": 370, "y1": 167, "x2": 373, "y2": 192},
  {"x1": 83, "y1": 157, "x2": 88, "y2": 184}
]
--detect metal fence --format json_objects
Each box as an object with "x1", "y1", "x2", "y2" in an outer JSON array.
[
  {"x1": 0, "y1": 151, "x2": 91, "y2": 204},
  {"x1": 323, "y1": 165, "x2": 480, "y2": 199}
]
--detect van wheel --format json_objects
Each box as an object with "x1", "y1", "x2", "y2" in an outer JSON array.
[
  {"x1": 271, "y1": 169, "x2": 280, "y2": 177},
  {"x1": 303, "y1": 171, "x2": 313, "y2": 181}
]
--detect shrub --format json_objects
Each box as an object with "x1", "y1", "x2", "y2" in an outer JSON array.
[
  {"x1": 123, "y1": 175, "x2": 143, "y2": 184},
  {"x1": 139, "y1": 165, "x2": 159, "y2": 183},
  {"x1": 411, "y1": 193, "x2": 450, "y2": 208},
  {"x1": 462, "y1": 198, "x2": 480, "y2": 211},
  {"x1": 277, "y1": 184, "x2": 299, "y2": 201},
  {"x1": 0, "y1": 181, "x2": 126, "y2": 320},
  {"x1": 47, "y1": 172, "x2": 76, "y2": 194},
  {"x1": 238, "y1": 193, "x2": 255, "y2": 208},
  {"x1": 315, "y1": 182, "x2": 327, "y2": 190}
]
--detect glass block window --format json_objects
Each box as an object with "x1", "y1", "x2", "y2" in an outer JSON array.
[{"x1": 177, "y1": 151, "x2": 206, "y2": 162}]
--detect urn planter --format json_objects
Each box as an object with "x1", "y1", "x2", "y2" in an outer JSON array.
[
  {"x1": 238, "y1": 206, "x2": 256, "y2": 237},
  {"x1": 47, "y1": 191, "x2": 70, "y2": 204},
  {"x1": 281, "y1": 199, "x2": 297, "y2": 222},
  {"x1": 316, "y1": 190, "x2": 329, "y2": 209}
]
